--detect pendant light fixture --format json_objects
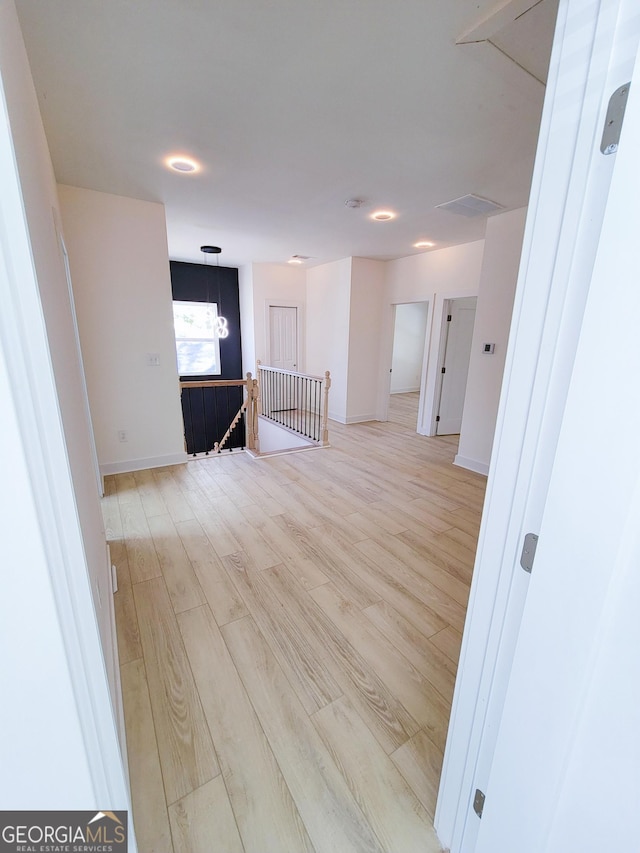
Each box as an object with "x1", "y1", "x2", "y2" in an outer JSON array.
[{"x1": 199, "y1": 245, "x2": 229, "y2": 339}]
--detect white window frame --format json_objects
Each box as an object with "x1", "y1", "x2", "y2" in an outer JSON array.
[{"x1": 173, "y1": 299, "x2": 222, "y2": 377}]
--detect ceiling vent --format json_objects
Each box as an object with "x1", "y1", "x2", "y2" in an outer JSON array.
[
  {"x1": 436, "y1": 194, "x2": 505, "y2": 217},
  {"x1": 291, "y1": 254, "x2": 312, "y2": 261}
]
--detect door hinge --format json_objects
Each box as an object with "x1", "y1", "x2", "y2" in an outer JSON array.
[
  {"x1": 436, "y1": 415, "x2": 440, "y2": 422},
  {"x1": 441, "y1": 367, "x2": 446, "y2": 374},
  {"x1": 520, "y1": 532, "x2": 539, "y2": 574},
  {"x1": 473, "y1": 788, "x2": 485, "y2": 818},
  {"x1": 447, "y1": 314, "x2": 452, "y2": 321},
  {"x1": 601, "y1": 82, "x2": 631, "y2": 155}
]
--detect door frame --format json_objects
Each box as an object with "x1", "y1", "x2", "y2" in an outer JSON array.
[
  {"x1": 421, "y1": 289, "x2": 476, "y2": 437},
  {"x1": 433, "y1": 296, "x2": 477, "y2": 436},
  {"x1": 265, "y1": 300, "x2": 304, "y2": 373},
  {"x1": 381, "y1": 299, "x2": 432, "y2": 426},
  {"x1": 0, "y1": 47, "x2": 134, "y2": 828},
  {"x1": 54, "y1": 216, "x2": 103, "y2": 497},
  {"x1": 435, "y1": 2, "x2": 640, "y2": 851},
  {"x1": 476, "y1": 36, "x2": 640, "y2": 850}
]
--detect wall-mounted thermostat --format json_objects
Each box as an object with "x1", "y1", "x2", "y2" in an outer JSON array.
[{"x1": 482, "y1": 343, "x2": 495, "y2": 354}]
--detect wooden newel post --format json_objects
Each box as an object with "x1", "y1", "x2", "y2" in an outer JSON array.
[
  {"x1": 245, "y1": 372, "x2": 260, "y2": 453},
  {"x1": 252, "y1": 374, "x2": 260, "y2": 453},
  {"x1": 255, "y1": 360, "x2": 263, "y2": 416},
  {"x1": 322, "y1": 370, "x2": 331, "y2": 446},
  {"x1": 245, "y1": 373, "x2": 255, "y2": 451}
]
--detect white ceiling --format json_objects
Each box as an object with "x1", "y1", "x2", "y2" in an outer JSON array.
[{"x1": 16, "y1": 0, "x2": 558, "y2": 269}]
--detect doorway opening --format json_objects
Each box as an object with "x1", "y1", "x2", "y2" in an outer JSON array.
[{"x1": 388, "y1": 301, "x2": 430, "y2": 432}]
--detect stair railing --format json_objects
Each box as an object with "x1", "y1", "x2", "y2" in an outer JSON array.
[
  {"x1": 179, "y1": 373, "x2": 259, "y2": 455},
  {"x1": 256, "y1": 361, "x2": 331, "y2": 446}
]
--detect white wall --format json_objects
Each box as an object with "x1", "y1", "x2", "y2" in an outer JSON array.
[
  {"x1": 385, "y1": 241, "x2": 485, "y2": 304},
  {"x1": 456, "y1": 207, "x2": 527, "y2": 473},
  {"x1": 384, "y1": 241, "x2": 485, "y2": 433},
  {"x1": 0, "y1": 0, "x2": 130, "y2": 815},
  {"x1": 251, "y1": 262, "x2": 306, "y2": 370},
  {"x1": 390, "y1": 302, "x2": 430, "y2": 393},
  {"x1": 257, "y1": 416, "x2": 314, "y2": 452},
  {"x1": 58, "y1": 185, "x2": 186, "y2": 475},
  {"x1": 306, "y1": 258, "x2": 352, "y2": 421},
  {"x1": 346, "y1": 258, "x2": 386, "y2": 422}
]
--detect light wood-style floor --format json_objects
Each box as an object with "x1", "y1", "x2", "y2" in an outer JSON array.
[{"x1": 103, "y1": 392, "x2": 486, "y2": 853}]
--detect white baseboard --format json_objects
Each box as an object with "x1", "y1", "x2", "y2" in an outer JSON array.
[
  {"x1": 328, "y1": 412, "x2": 378, "y2": 425},
  {"x1": 391, "y1": 386, "x2": 420, "y2": 394},
  {"x1": 454, "y1": 454, "x2": 489, "y2": 476},
  {"x1": 100, "y1": 451, "x2": 188, "y2": 476},
  {"x1": 346, "y1": 414, "x2": 377, "y2": 424}
]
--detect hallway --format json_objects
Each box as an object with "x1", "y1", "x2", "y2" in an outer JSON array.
[{"x1": 104, "y1": 402, "x2": 486, "y2": 852}]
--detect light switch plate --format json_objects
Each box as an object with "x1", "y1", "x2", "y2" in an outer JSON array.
[{"x1": 146, "y1": 352, "x2": 161, "y2": 366}]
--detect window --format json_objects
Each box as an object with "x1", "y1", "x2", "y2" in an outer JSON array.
[{"x1": 173, "y1": 300, "x2": 222, "y2": 376}]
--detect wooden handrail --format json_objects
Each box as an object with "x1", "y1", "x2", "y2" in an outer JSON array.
[
  {"x1": 180, "y1": 375, "x2": 257, "y2": 453},
  {"x1": 180, "y1": 379, "x2": 247, "y2": 389}
]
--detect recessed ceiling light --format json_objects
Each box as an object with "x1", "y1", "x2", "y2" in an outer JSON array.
[
  {"x1": 414, "y1": 240, "x2": 435, "y2": 248},
  {"x1": 288, "y1": 257, "x2": 304, "y2": 265},
  {"x1": 371, "y1": 210, "x2": 396, "y2": 221},
  {"x1": 166, "y1": 155, "x2": 200, "y2": 173}
]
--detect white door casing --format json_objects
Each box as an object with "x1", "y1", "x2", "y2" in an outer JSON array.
[
  {"x1": 0, "y1": 16, "x2": 135, "y2": 834},
  {"x1": 436, "y1": 2, "x2": 640, "y2": 852},
  {"x1": 436, "y1": 297, "x2": 477, "y2": 435},
  {"x1": 56, "y1": 220, "x2": 103, "y2": 498},
  {"x1": 476, "y1": 29, "x2": 640, "y2": 851}
]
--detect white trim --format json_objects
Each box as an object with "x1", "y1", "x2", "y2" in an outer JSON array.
[
  {"x1": 100, "y1": 451, "x2": 188, "y2": 476},
  {"x1": 475, "y1": 45, "x2": 640, "y2": 848},
  {"x1": 105, "y1": 542, "x2": 129, "y2": 772},
  {"x1": 376, "y1": 303, "x2": 396, "y2": 422},
  {"x1": 247, "y1": 444, "x2": 327, "y2": 459},
  {"x1": 54, "y1": 215, "x2": 104, "y2": 498},
  {"x1": 0, "y1": 51, "x2": 133, "y2": 819},
  {"x1": 436, "y1": 3, "x2": 640, "y2": 852},
  {"x1": 420, "y1": 290, "x2": 476, "y2": 437},
  {"x1": 454, "y1": 455, "x2": 489, "y2": 476},
  {"x1": 390, "y1": 386, "x2": 421, "y2": 395},
  {"x1": 334, "y1": 412, "x2": 378, "y2": 424}
]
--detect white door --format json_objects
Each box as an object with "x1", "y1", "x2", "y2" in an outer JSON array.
[
  {"x1": 436, "y1": 4, "x2": 640, "y2": 853},
  {"x1": 269, "y1": 305, "x2": 297, "y2": 371},
  {"x1": 476, "y1": 36, "x2": 640, "y2": 851},
  {"x1": 436, "y1": 297, "x2": 476, "y2": 435}
]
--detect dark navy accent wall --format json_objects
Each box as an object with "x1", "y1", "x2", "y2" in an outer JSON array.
[
  {"x1": 170, "y1": 261, "x2": 244, "y2": 454},
  {"x1": 170, "y1": 260, "x2": 242, "y2": 380}
]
